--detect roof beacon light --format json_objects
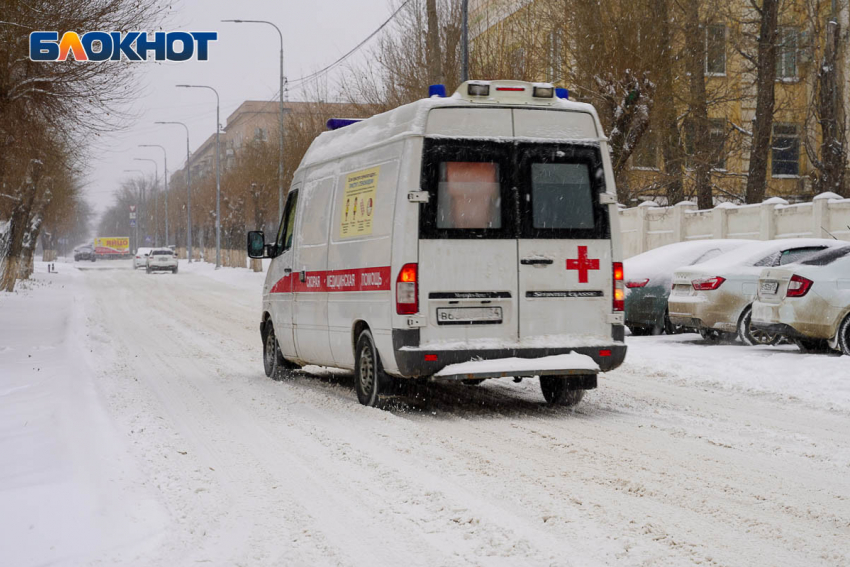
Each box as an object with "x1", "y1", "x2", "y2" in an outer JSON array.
[
  {"x1": 555, "y1": 87, "x2": 570, "y2": 100},
  {"x1": 326, "y1": 118, "x2": 362, "y2": 131},
  {"x1": 533, "y1": 86, "x2": 554, "y2": 98},
  {"x1": 428, "y1": 84, "x2": 447, "y2": 98},
  {"x1": 468, "y1": 83, "x2": 490, "y2": 97}
]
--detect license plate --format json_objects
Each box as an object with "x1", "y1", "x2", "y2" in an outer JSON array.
[
  {"x1": 436, "y1": 307, "x2": 503, "y2": 325},
  {"x1": 760, "y1": 280, "x2": 779, "y2": 295}
]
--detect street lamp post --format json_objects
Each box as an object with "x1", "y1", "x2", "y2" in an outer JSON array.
[
  {"x1": 133, "y1": 157, "x2": 159, "y2": 246},
  {"x1": 222, "y1": 19, "x2": 286, "y2": 221},
  {"x1": 140, "y1": 144, "x2": 169, "y2": 247},
  {"x1": 155, "y1": 121, "x2": 193, "y2": 262},
  {"x1": 123, "y1": 168, "x2": 146, "y2": 251},
  {"x1": 177, "y1": 84, "x2": 221, "y2": 269}
]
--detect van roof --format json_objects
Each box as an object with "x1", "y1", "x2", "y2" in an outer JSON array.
[{"x1": 299, "y1": 81, "x2": 605, "y2": 170}]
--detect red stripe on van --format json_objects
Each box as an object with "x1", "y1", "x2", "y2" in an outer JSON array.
[{"x1": 270, "y1": 266, "x2": 392, "y2": 294}]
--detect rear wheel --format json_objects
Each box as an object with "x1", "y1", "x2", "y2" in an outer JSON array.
[
  {"x1": 355, "y1": 329, "x2": 386, "y2": 407},
  {"x1": 540, "y1": 376, "x2": 586, "y2": 407},
  {"x1": 838, "y1": 315, "x2": 850, "y2": 356},
  {"x1": 738, "y1": 306, "x2": 780, "y2": 346}
]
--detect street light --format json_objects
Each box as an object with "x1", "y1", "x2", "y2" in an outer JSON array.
[
  {"x1": 177, "y1": 84, "x2": 221, "y2": 269},
  {"x1": 155, "y1": 121, "x2": 193, "y2": 263},
  {"x1": 139, "y1": 144, "x2": 169, "y2": 247},
  {"x1": 222, "y1": 18, "x2": 286, "y2": 221},
  {"x1": 133, "y1": 157, "x2": 159, "y2": 246},
  {"x1": 123, "y1": 169, "x2": 145, "y2": 251}
]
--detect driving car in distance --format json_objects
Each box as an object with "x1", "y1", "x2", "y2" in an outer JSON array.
[
  {"x1": 74, "y1": 245, "x2": 95, "y2": 262},
  {"x1": 751, "y1": 244, "x2": 850, "y2": 354},
  {"x1": 146, "y1": 248, "x2": 178, "y2": 274},
  {"x1": 625, "y1": 239, "x2": 749, "y2": 335},
  {"x1": 134, "y1": 247, "x2": 153, "y2": 269},
  {"x1": 668, "y1": 238, "x2": 844, "y2": 345}
]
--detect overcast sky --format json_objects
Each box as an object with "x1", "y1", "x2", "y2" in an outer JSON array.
[{"x1": 84, "y1": 0, "x2": 394, "y2": 214}]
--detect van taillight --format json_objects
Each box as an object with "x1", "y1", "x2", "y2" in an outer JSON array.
[
  {"x1": 396, "y1": 263, "x2": 418, "y2": 314},
  {"x1": 613, "y1": 262, "x2": 624, "y2": 312}
]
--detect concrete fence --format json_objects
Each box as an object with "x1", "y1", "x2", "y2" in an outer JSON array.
[{"x1": 619, "y1": 192, "x2": 850, "y2": 258}]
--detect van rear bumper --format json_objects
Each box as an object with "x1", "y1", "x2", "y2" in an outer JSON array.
[{"x1": 391, "y1": 329, "x2": 626, "y2": 378}]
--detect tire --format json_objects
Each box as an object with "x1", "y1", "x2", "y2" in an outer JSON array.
[
  {"x1": 838, "y1": 314, "x2": 850, "y2": 356},
  {"x1": 628, "y1": 325, "x2": 652, "y2": 336},
  {"x1": 793, "y1": 338, "x2": 832, "y2": 354},
  {"x1": 355, "y1": 329, "x2": 385, "y2": 407},
  {"x1": 738, "y1": 305, "x2": 780, "y2": 346},
  {"x1": 540, "y1": 376, "x2": 586, "y2": 407},
  {"x1": 262, "y1": 321, "x2": 285, "y2": 378}
]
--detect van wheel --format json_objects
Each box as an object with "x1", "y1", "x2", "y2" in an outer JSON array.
[
  {"x1": 355, "y1": 329, "x2": 385, "y2": 407},
  {"x1": 838, "y1": 315, "x2": 850, "y2": 356},
  {"x1": 540, "y1": 376, "x2": 585, "y2": 407},
  {"x1": 263, "y1": 322, "x2": 286, "y2": 378},
  {"x1": 738, "y1": 306, "x2": 780, "y2": 346}
]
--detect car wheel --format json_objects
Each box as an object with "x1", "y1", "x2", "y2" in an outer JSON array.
[
  {"x1": 262, "y1": 321, "x2": 286, "y2": 378},
  {"x1": 628, "y1": 325, "x2": 652, "y2": 336},
  {"x1": 539, "y1": 376, "x2": 586, "y2": 407},
  {"x1": 793, "y1": 338, "x2": 832, "y2": 354},
  {"x1": 838, "y1": 315, "x2": 850, "y2": 356},
  {"x1": 355, "y1": 329, "x2": 386, "y2": 407},
  {"x1": 738, "y1": 306, "x2": 780, "y2": 346}
]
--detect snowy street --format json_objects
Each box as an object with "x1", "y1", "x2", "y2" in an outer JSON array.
[{"x1": 2, "y1": 260, "x2": 850, "y2": 567}]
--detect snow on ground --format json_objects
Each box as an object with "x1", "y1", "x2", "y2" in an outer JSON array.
[{"x1": 2, "y1": 258, "x2": 849, "y2": 566}]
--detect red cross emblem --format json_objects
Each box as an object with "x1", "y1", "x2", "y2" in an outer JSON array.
[{"x1": 566, "y1": 246, "x2": 600, "y2": 283}]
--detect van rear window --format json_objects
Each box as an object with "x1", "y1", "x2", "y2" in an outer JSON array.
[
  {"x1": 437, "y1": 162, "x2": 501, "y2": 229},
  {"x1": 530, "y1": 163, "x2": 594, "y2": 230}
]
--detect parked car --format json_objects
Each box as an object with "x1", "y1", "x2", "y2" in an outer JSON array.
[
  {"x1": 74, "y1": 245, "x2": 95, "y2": 262},
  {"x1": 134, "y1": 247, "x2": 153, "y2": 269},
  {"x1": 146, "y1": 249, "x2": 178, "y2": 274},
  {"x1": 625, "y1": 239, "x2": 750, "y2": 335},
  {"x1": 751, "y1": 245, "x2": 850, "y2": 354},
  {"x1": 247, "y1": 80, "x2": 627, "y2": 408},
  {"x1": 668, "y1": 238, "x2": 844, "y2": 345}
]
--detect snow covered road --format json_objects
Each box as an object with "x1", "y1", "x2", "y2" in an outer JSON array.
[{"x1": 3, "y1": 261, "x2": 850, "y2": 566}]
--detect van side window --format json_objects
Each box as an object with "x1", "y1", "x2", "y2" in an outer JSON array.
[
  {"x1": 437, "y1": 162, "x2": 501, "y2": 229},
  {"x1": 276, "y1": 190, "x2": 299, "y2": 253},
  {"x1": 530, "y1": 163, "x2": 594, "y2": 229}
]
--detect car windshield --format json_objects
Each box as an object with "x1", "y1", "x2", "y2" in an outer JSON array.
[{"x1": 799, "y1": 245, "x2": 850, "y2": 266}]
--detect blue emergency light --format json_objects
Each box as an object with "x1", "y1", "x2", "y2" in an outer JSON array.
[
  {"x1": 555, "y1": 88, "x2": 569, "y2": 100},
  {"x1": 428, "y1": 84, "x2": 447, "y2": 98},
  {"x1": 326, "y1": 118, "x2": 362, "y2": 131}
]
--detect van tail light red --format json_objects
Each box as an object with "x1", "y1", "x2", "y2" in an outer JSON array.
[
  {"x1": 613, "y1": 262, "x2": 624, "y2": 312},
  {"x1": 786, "y1": 274, "x2": 813, "y2": 297},
  {"x1": 396, "y1": 263, "x2": 418, "y2": 314},
  {"x1": 626, "y1": 278, "x2": 649, "y2": 289},
  {"x1": 692, "y1": 276, "x2": 726, "y2": 291}
]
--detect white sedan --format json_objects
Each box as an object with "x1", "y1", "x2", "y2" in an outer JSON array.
[
  {"x1": 146, "y1": 249, "x2": 178, "y2": 274},
  {"x1": 134, "y1": 247, "x2": 153, "y2": 269},
  {"x1": 752, "y1": 245, "x2": 850, "y2": 354},
  {"x1": 668, "y1": 238, "x2": 843, "y2": 345}
]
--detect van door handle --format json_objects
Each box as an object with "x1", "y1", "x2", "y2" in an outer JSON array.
[
  {"x1": 299, "y1": 270, "x2": 306, "y2": 282},
  {"x1": 521, "y1": 258, "x2": 554, "y2": 265},
  {"x1": 284, "y1": 268, "x2": 292, "y2": 274}
]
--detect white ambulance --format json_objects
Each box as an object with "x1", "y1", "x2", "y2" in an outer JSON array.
[{"x1": 248, "y1": 81, "x2": 627, "y2": 407}]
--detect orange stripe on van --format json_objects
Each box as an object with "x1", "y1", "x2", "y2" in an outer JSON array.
[{"x1": 270, "y1": 266, "x2": 392, "y2": 294}]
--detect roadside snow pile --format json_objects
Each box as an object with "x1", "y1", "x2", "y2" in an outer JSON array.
[{"x1": 435, "y1": 352, "x2": 599, "y2": 377}]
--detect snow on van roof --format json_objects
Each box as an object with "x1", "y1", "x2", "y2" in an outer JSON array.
[{"x1": 300, "y1": 91, "x2": 602, "y2": 169}]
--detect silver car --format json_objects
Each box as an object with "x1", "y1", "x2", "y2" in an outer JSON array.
[
  {"x1": 752, "y1": 245, "x2": 850, "y2": 354},
  {"x1": 146, "y1": 249, "x2": 178, "y2": 274}
]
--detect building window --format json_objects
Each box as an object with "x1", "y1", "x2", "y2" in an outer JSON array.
[
  {"x1": 633, "y1": 129, "x2": 658, "y2": 169},
  {"x1": 254, "y1": 127, "x2": 267, "y2": 142},
  {"x1": 705, "y1": 25, "x2": 726, "y2": 75},
  {"x1": 708, "y1": 118, "x2": 726, "y2": 170},
  {"x1": 776, "y1": 27, "x2": 798, "y2": 80},
  {"x1": 772, "y1": 123, "x2": 800, "y2": 176},
  {"x1": 547, "y1": 30, "x2": 563, "y2": 83}
]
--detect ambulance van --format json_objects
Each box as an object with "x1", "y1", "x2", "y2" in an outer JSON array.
[{"x1": 248, "y1": 81, "x2": 627, "y2": 407}]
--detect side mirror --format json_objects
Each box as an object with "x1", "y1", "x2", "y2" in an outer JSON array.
[{"x1": 247, "y1": 231, "x2": 266, "y2": 258}]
